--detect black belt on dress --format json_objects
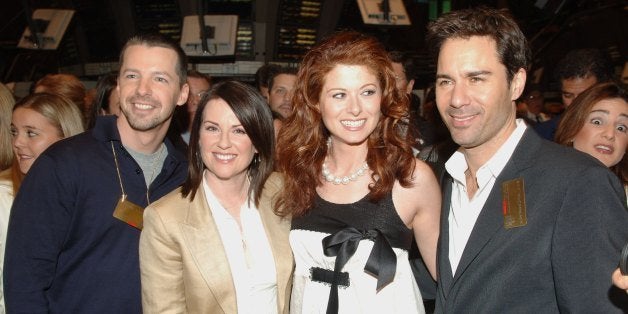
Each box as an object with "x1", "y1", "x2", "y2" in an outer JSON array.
[{"x1": 321, "y1": 227, "x2": 397, "y2": 314}]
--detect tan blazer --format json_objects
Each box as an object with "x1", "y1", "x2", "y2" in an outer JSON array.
[{"x1": 139, "y1": 174, "x2": 293, "y2": 313}]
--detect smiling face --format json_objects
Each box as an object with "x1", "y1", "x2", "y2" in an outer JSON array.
[
  {"x1": 435, "y1": 36, "x2": 525, "y2": 158},
  {"x1": 319, "y1": 64, "x2": 382, "y2": 147},
  {"x1": 572, "y1": 98, "x2": 628, "y2": 167},
  {"x1": 11, "y1": 107, "x2": 63, "y2": 174},
  {"x1": 200, "y1": 98, "x2": 256, "y2": 183},
  {"x1": 117, "y1": 44, "x2": 188, "y2": 133}
]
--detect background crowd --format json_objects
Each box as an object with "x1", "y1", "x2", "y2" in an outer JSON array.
[{"x1": 0, "y1": 5, "x2": 626, "y2": 314}]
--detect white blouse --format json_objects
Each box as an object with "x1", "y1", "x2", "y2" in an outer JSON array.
[{"x1": 202, "y1": 177, "x2": 278, "y2": 314}]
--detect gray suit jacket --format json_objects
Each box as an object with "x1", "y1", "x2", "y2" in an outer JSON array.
[
  {"x1": 139, "y1": 173, "x2": 293, "y2": 314},
  {"x1": 435, "y1": 129, "x2": 628, "y2": 313}
]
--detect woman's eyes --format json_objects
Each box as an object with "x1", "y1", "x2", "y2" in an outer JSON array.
[
  {"x1": 331, "y1": 89, "x2": 377, "y2": 99},
  {"x1": 589, "y1": 118, "x2": 602, "y2": 125},
  {"x1": 361, "y1": 89, "x2": 376, "y2": 96},
  {"x1": 9, "y1": 129, "x2": 38, "y2": 137},
  {"x1": 588, "y1": 117, "x2": 628, "y2": 133},
  {"x1": 332, "y1": 92, "x2": 345, "y2": 99},
  {"x1": 203, "y1": 125, "x2": 246, "y2": 135}
]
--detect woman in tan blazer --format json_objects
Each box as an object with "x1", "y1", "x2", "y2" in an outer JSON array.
[{"x1": 140, "y1": 81, "x2": 293, "y2": 313}]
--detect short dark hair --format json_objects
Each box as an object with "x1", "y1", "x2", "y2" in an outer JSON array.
[
  {"x1": 388, "y1": 51, "x2": 417, "y2": 81},
  {"x1": 187, "y1": 69, "x2": 212, "y2": 86},
  {"x1": 268, "y1": 66, "x2": 298, "y2": 91},
  {"x1": 426, "y1": 6, "x2": 530, "y2": 84},
  {"x1": 181, "y1": 81, "x2": 275, "y2": 206},
  {"x1": 119, "y1": 33, "x2": 188, "y2": 86},
  {"x1": 254, "y1": 63, "x2": 282, "y2": 91},
  {"x1": 554, "y1": 48, "x2": 613, "y2": 84},
  {"x1": 87, "y1": 72, "x2": 118, "y2": 129}
]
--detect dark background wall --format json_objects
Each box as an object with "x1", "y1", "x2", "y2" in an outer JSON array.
[{"x1": 0, "y1": 0, "x2": 626, "y2": 91}]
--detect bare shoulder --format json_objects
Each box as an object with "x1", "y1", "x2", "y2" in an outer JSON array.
[
  {"x1": 410, "y1": 158, "x2": 438, "y2": 186},
  {"x1": 393, "y1": 158, "x2": 441, "y2": 226}
]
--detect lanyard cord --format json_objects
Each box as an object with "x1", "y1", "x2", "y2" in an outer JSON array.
[
  {"x1": 111, "y1": 140, "x2": 164, "y2": 205},
  {"x1": 111, "y1": 141, "x2": 127, "y2": 199}
]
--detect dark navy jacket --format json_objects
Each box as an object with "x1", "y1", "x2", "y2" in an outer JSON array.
[
  {"x1": 532, "y1": 114, "x2": 560, "y2": 141},
  {"x1": 4, "y1": 116, "x2": 187, "y2": 313}
]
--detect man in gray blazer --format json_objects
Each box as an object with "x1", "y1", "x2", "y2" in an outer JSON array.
[{"x1": 426, "y1": 7, "x2": 628, "y2": 313}]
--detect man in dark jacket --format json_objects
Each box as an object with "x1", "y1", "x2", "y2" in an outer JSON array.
[
  {"x1": 427, "y1": 7, "x2": 627, "y2": 313},
  {"x1": 4, "y1": 34, "x2": 189, "y2": 313}
]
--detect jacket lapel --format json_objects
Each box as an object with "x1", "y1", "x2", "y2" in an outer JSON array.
[
  {"x1": 450, "y1": 129, "x2": 538, "y2": 284},
  {"x1": 438, "y1": 175, "x2": 455, "y2": 298},
  {"x1": 258, "y1": 177, "x2": 293, "y2": 313},
  {"x1": 180, "y1": 186, "x2": 237, "y2": 313}
]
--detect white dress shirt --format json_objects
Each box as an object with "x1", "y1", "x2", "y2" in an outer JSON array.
[
  {"x1": 445, "y1": 120, "x2": 527, "y2": 274},
  {"x1": 203, "y1": 177, "x2": 278, "y2": 314}
]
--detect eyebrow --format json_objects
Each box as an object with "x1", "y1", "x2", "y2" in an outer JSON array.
[
  {"x1": 324, "y1": 83, "x2": 378, "y2": 92},
  {"x1": 11, "y1": 124, "x2": 39, "y2": 130},
  {"x1": 466, "y1": 70, "x2": 491, "y2": 77},
  {"x1": 435, "y1": 70, "x2": 491, "y2": 80},
  {"x1": 123, "y1": 68, "x2": 174, "y2": 79},
  {"x1": 152, "y1": 71, "x2": 174, "y2": 79},
  {"x1": 590, "y1": 109, "x2": 628, "y2": 119},
  {"x1": 203, "y1": 120, "x2": 242, "y2": 128}
]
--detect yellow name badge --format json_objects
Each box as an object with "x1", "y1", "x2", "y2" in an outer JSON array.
[
  {"x1": 501, "y1": 178, "x2": 527, "y2": 229},
  {"x1": 112, "y1": 195, "x2": 144, "y2": 230}
]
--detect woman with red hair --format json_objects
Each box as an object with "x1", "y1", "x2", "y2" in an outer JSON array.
[{"x1": 275, "y1": 31, "x2": 440, "y2": 313}]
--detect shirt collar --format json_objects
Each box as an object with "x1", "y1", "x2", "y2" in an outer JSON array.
[
  {"x1": 92, "y1": 115, "x2": 187, "y2": 165},
  {"x1": 445, "y1": 119, "x2": 528, "y2": 184}
]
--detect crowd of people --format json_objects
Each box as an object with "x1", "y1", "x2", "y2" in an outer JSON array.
[{"x1": 0, "y1": 5, "x2": 626, "y2": 314}]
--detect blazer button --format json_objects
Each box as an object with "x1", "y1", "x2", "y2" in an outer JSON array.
[{"x1": 136, "y1": 168, "x2": 141, "y2": 174}]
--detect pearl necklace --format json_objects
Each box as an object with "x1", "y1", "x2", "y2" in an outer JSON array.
[{"x1": 322, "y1": 159, "x2": 369, "y2": 185}]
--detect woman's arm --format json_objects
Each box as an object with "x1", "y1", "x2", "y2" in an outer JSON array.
[{"x1": 396, "y1": 159, "x2": 441, "y2": 280}]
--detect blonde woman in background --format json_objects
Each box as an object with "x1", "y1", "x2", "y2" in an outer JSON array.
[{"x1": 0, "y1": 92, "x2": 84, "y2": 313}]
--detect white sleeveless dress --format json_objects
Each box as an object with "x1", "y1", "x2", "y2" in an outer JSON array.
[{"x1": 289, "y1": 193, "x2": 425, "y2": 314}]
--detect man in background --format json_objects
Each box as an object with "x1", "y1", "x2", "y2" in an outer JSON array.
[
  {"x1": 268, "y1": 66, "x2": 297, "y2": 119},
  {"x1": 180, "y1": 69, "x2": 211, "y2": 143},
  {"x1": 534, "y1": 48, "x2": 613, "y2": 140}
]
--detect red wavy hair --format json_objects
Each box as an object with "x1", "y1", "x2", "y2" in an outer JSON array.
[{"x1": 274, "y1": 31, "x2": 415, "y2": 217}]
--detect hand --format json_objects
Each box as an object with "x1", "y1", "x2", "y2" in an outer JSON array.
[{"x1": 612, "y1": 268, "x2": 628, "y2": 291}]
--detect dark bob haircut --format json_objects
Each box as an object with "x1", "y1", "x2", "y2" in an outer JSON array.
[{"x1": 181, "y1": 81, "x2": 275, "y2": 206}]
